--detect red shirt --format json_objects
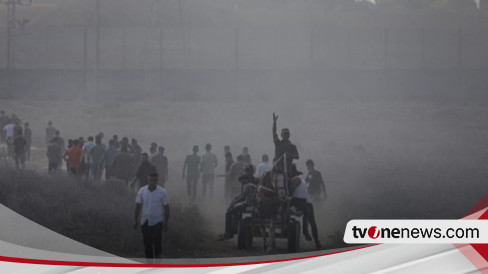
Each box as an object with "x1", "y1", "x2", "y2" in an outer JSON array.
[{"x1": 65, "y1": 146, "x2": 82, "y2": 168}]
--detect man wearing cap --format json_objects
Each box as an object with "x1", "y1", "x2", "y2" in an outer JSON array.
[
  {"x1": 272, "y1": 113, "x2": 299, "y2": 175},
  {"x1": 134, "y1": 172, "x2": 170, "y2": 259}
]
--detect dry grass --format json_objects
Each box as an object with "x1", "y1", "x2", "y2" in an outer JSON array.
[{"x1": 0, "y1": 167, "x2": 214, "y2": 258}]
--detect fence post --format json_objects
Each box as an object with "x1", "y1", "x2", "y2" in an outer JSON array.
[
  {"x1": 123, "y1": 27, "x2": 126, "y2": 69},
  {"x1": 160, "y1": 26, "x2": 164, "y2": 93},
  {"x1": 310, "y1": 25, "x2": 314, "y2": 69},
  {"x1": 45, "y1": 26, "x2": 49, "y2": 69},
  {"x1": 421, "y1": 28, "x2": 425, "y2": 69},
  {"x1": 235, "y1": 27, "x2": 239, "y2": 72},
  {"x1": 347, "y1": 28, "x2": 352, "y2": 69},
  {"x1": 384, "y1": 28, "x2": 388, "y2": 69},
  {"x1": 458, "y1": 28, "x2": 463, "y2": 70},
  {"x1": 95, "y1": 0, "x2": 100, "y2": 97},
  {"x1": 458, "y1": 28, "x2": 463, "y2": 93},
  {"x1": 83, "y1": 27, "x2": 88, "y2": 93}
]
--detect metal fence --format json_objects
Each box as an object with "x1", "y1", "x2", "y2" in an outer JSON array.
[{"x1": 2, "y1": 26, "x2": 488, "y2": 71}]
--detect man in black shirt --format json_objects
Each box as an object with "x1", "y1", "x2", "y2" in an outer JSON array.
[
  {"x1": 131, "y1": 153, "x2": 157, "y2": 189},
  {"x1": 13, "y1": 129, "x2": 27, "y2": 170},
  {"x1": 272, "y1": 113, "x2": 299, "y2": 175},
  {"x1": 305, "y1": 159, "x2": 327, "y2": 204}
]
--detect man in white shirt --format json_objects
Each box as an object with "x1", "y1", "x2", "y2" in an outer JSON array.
[
  {"x1": 3, "y1": 123, "x2": 15, "y2": 140},
  {"x1": 290, "y1": 171, "x2": 322, "y2": 250},
  {"x1": 200, "y1": 143, "x2": 218, "y2": 199},
  {"x1": 256, "y1": 154, "x2": 273, "y2": 179},
  {"x1": 134, "y1": 172, "x2": 170, "y2": 259}
]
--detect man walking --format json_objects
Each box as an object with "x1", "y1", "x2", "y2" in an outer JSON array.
[
  {"x1": 52, "y1": 130, "x2": 66, "y2": 155},
  {"x1": 82, "y1": 136, "x2": 96, "y2": 180},
  {"x1": 290, "y1": 172, "x2": 322, "y2": 250},
  {"x1": 182, "y1": 145, "x2": 201, "y2": 200},
  {"x1": 131, "y1": 153, "x2": 157, "y2": 189},
  {"x1": 65, "y1": 139, "x2": 82, "y2": 176},
  {"x1": 200, "y1": 143, "x2": 218, "y2": 198},
  {"x1": 305, "y1": 159, "x2": 327, "y2": 204},
  {"x1": 90, "y1": 135, "x2": 106, "y2": 182},
  {"x1": 111, "y1": 146, "x2": 133, "y2": 184},
  {"x1": 224, "y1": 145, "x2": 234, "y2": 174},
  {"x1": 101, "y1": 139, "x2": 119, "y2": 180},
  {"x1": 47, "y1": 139, "x2": 62, "y2": 174},
  {"x1": 13, "y1": 129, "x2": 27, "y2": 170},
  {"x1": 134, "y1": 172, "x2": 170, "y2": 260},
  {"x1": 151, "y1": 146, "x2": 168, "y2": 187}
]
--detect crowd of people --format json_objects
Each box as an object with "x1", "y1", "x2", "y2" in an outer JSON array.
[
  {"x1": 1, "y1": 109, "x2": 328, "y2": 258},
  {"x1": 0, "y1": 110, "x2": 32, "y2": 170}
]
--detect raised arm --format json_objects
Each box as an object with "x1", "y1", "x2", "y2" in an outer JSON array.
[{"x1": 273, "y1": 113, "x2": 279, "y2": 143}]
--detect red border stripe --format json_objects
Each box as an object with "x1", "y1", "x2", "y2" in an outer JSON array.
[{"x1": 0, "y1": 245, "x2": 377, "y2": 268}]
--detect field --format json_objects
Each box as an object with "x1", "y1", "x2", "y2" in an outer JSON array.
[{"x1": 1, "y1": 94, "x2": 487, "y2": 258}]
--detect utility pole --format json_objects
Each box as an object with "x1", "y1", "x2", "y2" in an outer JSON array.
[
  {"x1": 1, "y1": 0, "x2": 31, "y2": 90},
  {"x1": 1, "y1": 0, "x2": 32, "y2": 70},
  {"x1": 95, "y1": 0, "x2": 100, "y2": 97}
]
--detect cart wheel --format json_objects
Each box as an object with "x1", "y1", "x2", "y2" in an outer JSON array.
[
  {"x1": 238, "y1": 217, "x2": 252, "y2": 250},
  {"x1": 287, "y1": 220, "x2": 300, "y2": 252}
]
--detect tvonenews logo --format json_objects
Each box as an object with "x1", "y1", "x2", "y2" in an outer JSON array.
[{"x1": 344, "y1": 220, "x2": 488, "y2": 244}]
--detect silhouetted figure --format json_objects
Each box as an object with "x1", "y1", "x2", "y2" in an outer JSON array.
[
  {"x1": 227, "y1": 154, "x2": 246, "y2": 201},
  {"x1": 101, "y1": 140, "x2": 119, "y2": 180},
  {"x1": 272, "y1": 113, "x2": 299, "y2": 175},
  {"x1": 45, "y1": 121, "x2": 56, "y2": 147},
  {"x1": 305, "y1": 159, "x2": 327, "y2": 204},
  {"x1": 238, "y1": 146, "x2": 252, "y2": 165},
  {"x1": 201, "y1": 143, "x2": 218, "y2": 198},
  {"x1": 151, "y1": 146, "x2": 168, "y2": 187},
  {"x1": 47, "y1": 139, "x2": 62, "y2": 175},
  {"x1": 182, "y1": 145, "x2": 201, "y2": 200},
  {"x1": 131, "y1": 153, "x2": 157, "y2": 189},
  {"x1": 13, "y1": 129, "x2": 27, "y2": 170},
  {"x1": 90, "y1": 135, "x2": 106, "y2": 182}
]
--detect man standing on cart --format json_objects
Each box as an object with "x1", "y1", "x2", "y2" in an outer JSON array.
[{"x1": 272, "y1": 113, "x2": 299, "y2": 175}]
